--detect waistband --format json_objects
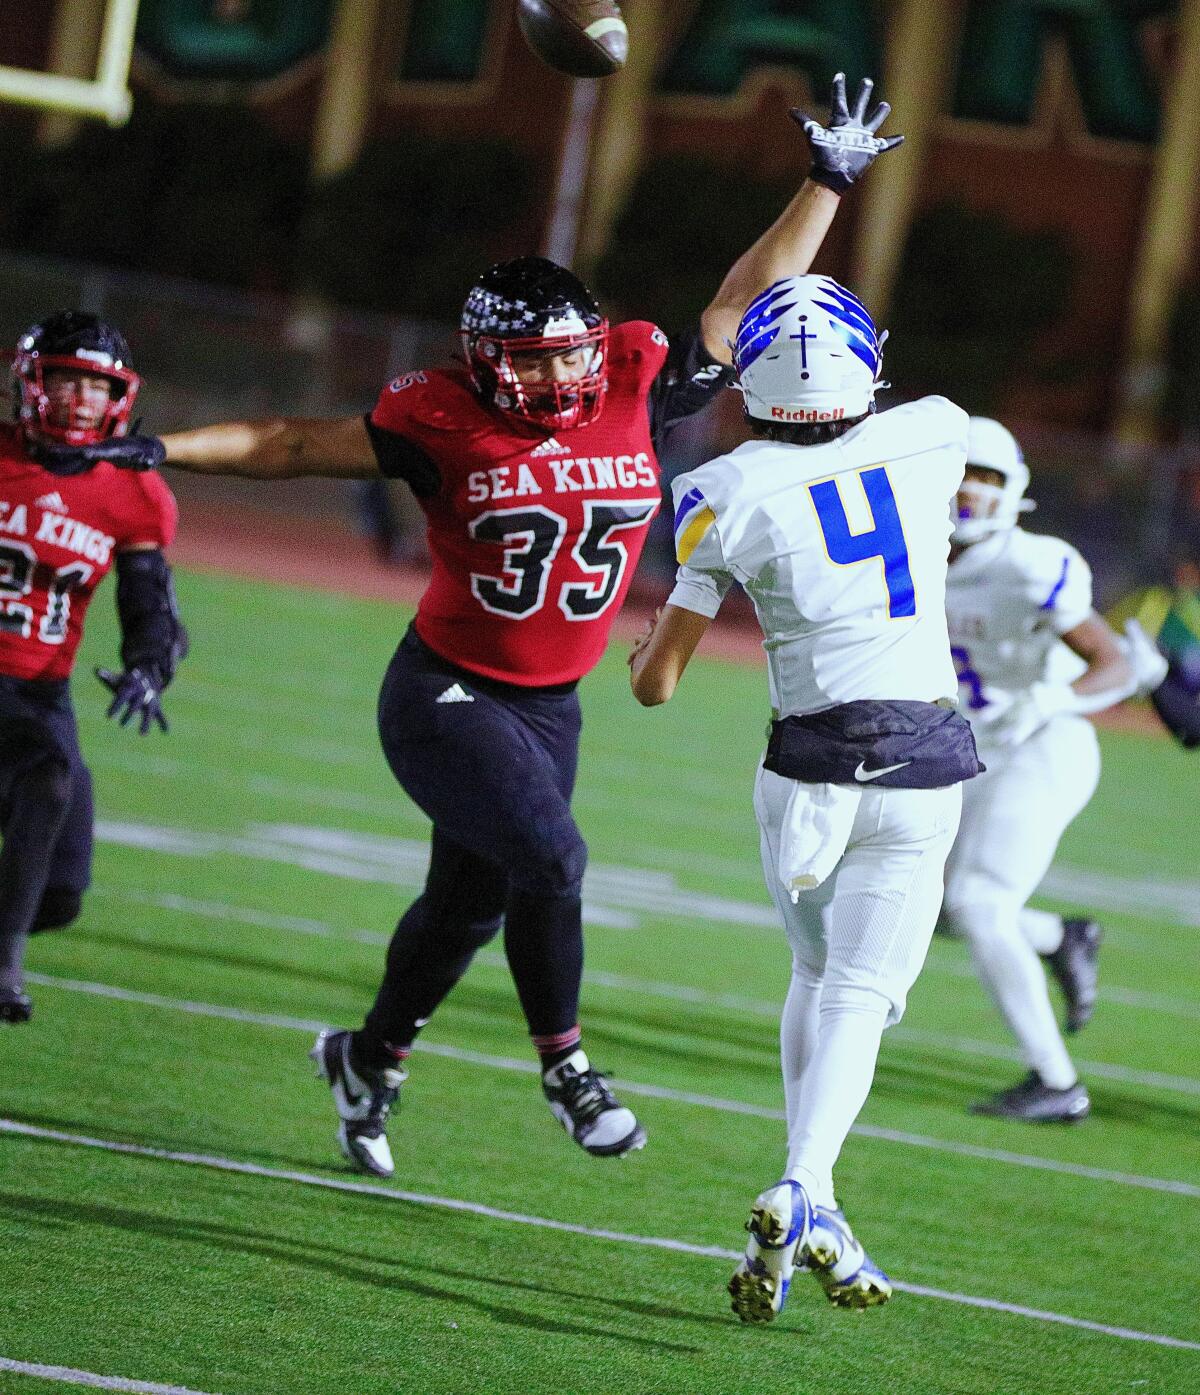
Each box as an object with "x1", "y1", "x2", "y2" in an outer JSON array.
[
  {"x1": 0, "y1": 672, "x2": 71, "y2": 706},
  {"x1": 400, "y1": 626, "x2": 579, "y2": 700}
]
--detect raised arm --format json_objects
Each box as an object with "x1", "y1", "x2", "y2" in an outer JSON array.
[
  {"x1": 161, "y1": 413, "x2": 379, "y2": 480},
  {"x1": 700, "y1": 74, "x2": 903, "y2": 363}
]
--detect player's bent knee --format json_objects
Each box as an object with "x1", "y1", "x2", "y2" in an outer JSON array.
[
  {"x1": 32, "y1": 887, "x2": 83, "y2": 933},
  {"x1": 510, "y1": 833, "x2": 587, "y2": 898},
  {"x1": 20, "y1": 751, "x2": 74, "y2": 815},
  {"x1": 941, "y1": 892, "x2": 1022, "y2": 949},
  {"x1": 461, "y1": 912, "x2": 504, "y2": 949},
  {"x1": 821, "y1": 979, "x2": 896, "y2": 1022}
]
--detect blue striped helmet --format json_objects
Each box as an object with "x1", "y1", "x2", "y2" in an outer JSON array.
[{"x1": 733, "y1": 275, "x2": 883, "y2": 426}]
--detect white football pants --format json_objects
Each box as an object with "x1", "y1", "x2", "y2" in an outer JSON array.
[
  {"x1": 754, "y1": 767, "x2": 961, "y2": 1206},
  {"x1": 941, "y1": 714, "x2": 1101, "y2": 1089}
]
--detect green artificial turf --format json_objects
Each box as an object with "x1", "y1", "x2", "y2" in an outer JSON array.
[{"x1": 1, "y1": 568, "x2": 1197, "y2": 1395}]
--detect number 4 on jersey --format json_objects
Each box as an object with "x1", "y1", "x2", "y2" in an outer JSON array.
[{"x1": 809, "y1": 466, "x2": 916, "y2": 618}]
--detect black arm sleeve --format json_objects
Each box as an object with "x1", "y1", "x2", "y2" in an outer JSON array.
[
  {"x1": 1151, "y1": 662, "x2": 1200, "y2": 749},
  {"x1": 647, "y1": 329, "x2": 735, "y2": 452},
  {"x1": 115, "y1": 549, "x2": 188, "y2": 687},
  {"x1": 362, "y1": 415, "x2": 442, "y2": 499}
]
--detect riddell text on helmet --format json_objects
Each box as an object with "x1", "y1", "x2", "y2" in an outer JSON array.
[{"x1": 771, "y1": 406, "x2": 846, "y2": 422}]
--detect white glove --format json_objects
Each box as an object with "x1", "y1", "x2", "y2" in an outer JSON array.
[
  {"x1": 1120, "y1": 618, "x2": 1169, "y2": 697},
  {"x1": 986, "y1": 682, "x2": 1078, "y2": 748}
]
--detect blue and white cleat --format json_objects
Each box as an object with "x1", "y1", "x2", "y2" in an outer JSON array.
[
  {"x1": 728, "y1": 1180, "x2": 813, "y2": 1324},
  {"x1": 804, "y1": 1203, "x2": 893, "y2": 1309}
]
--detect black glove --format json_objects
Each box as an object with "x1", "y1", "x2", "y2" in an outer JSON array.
[
  {"x1": 1150, "y1": 662, "x2": 1200, "y2": 750},
  {"x1": 791, "y1": 73, "x2": 904, "y2": 195},
  {"x1": 31, "y1": 432, "x2": 165, "y2": 476},
  {"x1": 95, "y1": 666, "x2": 169, "y2": 735}
]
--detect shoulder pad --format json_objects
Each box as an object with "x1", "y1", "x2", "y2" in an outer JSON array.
[{"x1": 374, "y1": 368, "x2": 482, "y2": 435}]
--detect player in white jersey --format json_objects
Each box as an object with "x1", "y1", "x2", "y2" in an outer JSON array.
[
  {"x1": 631, "y1": 274, "x2": 977, "y2": 1323},
  {"x1": 940, "y1": 417, "x2": 1151, "y2": 1122}
]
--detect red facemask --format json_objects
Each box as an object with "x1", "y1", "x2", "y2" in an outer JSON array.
[
  {"x1": 13, "y1": 350, "x2": 140, "y2": 446},
  {"x1": 464, "y1": 322, "x2": 610, "y2": 432}
]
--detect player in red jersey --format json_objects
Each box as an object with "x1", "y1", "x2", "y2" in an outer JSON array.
[
  {"x1": 71, "y1": 79, "x2": 902, "y2": 1173},
  {"x1": 0, "y1": 312, "x2": 185, "y2": 1024}
]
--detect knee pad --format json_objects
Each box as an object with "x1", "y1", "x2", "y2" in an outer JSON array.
[{"x1": 32, "y1": 887, "x2": 83, "y2": 933}]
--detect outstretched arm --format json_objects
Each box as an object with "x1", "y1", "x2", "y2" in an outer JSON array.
[
  {"x1": 160, "y1": 413, "x2": 380, "y2": 480},
  {"x1": 700, "y1": 74, "x2": 903, "y2": 363}
]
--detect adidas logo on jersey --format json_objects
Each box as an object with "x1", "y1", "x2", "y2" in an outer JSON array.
[
  {"x1": 435, "y1": 684, "x2": 474, "y2": 704},
  {"x1": 36, "y1": 491, "x2": 68, "y2": 512},
  {"x1": 530, "y1": 436, "x2": 569, "y2": 458}
]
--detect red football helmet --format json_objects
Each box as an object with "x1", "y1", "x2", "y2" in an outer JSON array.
[
  {"x1": 12, "y1": 311, "x2": 141, "y2": 446},
  {"x1": 461, "y1": 257, "x2": 609, "y2": 432}
]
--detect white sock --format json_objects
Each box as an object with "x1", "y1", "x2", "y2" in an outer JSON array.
[
  {"x1": 951, "y1": 901, "x2": 1077, "y2": 1089},
  {"x1": 784, "y1": 983, "x2": 892, "y2": 1207},
  {"x1": 1020, "y1": 907, "x2": 1064, "y2": 955}
]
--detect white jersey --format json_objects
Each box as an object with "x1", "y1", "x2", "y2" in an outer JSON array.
[
  {"x1": 945, "y1": 527, "x2": 1092, "y2": 738},
  {"x1": 668, "y1": 395, "x2": 968, "y2": 717}
]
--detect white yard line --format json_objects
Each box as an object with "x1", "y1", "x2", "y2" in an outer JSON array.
[
  {"x1": 2, "y1": 1119, "x2": 1197, "y2": 1355},
  {"x1": 23, "y1": 973, "x2": 1200, "y2": 1201},
  {"x1": 86, "y1": 885, "x2": 1200, "y2": 1087},
  {"x1": 0, "y1": 1356, "x2": 219, "y2": 1394}
]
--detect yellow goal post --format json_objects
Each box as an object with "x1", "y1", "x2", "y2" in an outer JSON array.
[{"x1": 0, "y1": 0, "x2": 140, "y2": 125}]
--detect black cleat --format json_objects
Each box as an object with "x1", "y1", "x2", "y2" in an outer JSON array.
[
  {"x1": 310, "y1": 1028, "x2": 406, "y2": 1178},
  {"x1": 542, "y1": 1049, "x2": 646, "y2": 1157},
  {"x1": 1044, "y1": 918, "x2": 1102, "y2": 1033},
  {"x1": 0, "y1": 987, "x2": 33, "y2": 1024},
  {"x1": 970, "y1": 1071, "x2": 1090, "y2": 1123}
]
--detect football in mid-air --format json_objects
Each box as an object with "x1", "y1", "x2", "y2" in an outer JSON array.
[{"x1": 516, "y1": 0, "x2": 628, "y2": 78}]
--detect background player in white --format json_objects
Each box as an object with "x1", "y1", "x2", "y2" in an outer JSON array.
[
  {"x1": 940, "y1": 418, "x2": 1151, "y2": 1122},
  {"x1": 630, "y1": 275, "x2": 975, "y2": 1322}
]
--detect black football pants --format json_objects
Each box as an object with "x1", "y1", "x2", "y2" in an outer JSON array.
[
  {"x1": 0, "y1": 676, "x2": 93, "y2": 994},
  {"x1": 361, "y1": 628, "x2": 587, "y2": 1061}
]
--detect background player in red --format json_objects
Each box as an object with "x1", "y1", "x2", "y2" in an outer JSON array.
[
  {"x1": 73, "y1": 78, "x2": 902, "y2": 1175},
  {"x1": 0, "y1": 312, "x2": 185, "y2": 1024}
]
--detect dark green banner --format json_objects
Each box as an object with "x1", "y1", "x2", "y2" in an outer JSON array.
[
  {"x1": 137, "y1": 0, "x2": 335, "y2": 81},
  {"x1": 660, "y1": 0, "x2": 879, "y2": 97},
  {"x1": 953, "y1": 0, "x2": 1173, "y2": 143}
]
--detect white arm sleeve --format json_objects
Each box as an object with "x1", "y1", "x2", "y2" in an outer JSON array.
[{"x1": 669, "y1": 563, "x2": 732, "y2": 618}]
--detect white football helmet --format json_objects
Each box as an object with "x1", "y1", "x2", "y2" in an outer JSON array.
[
  {"x1": 734, "y1": 275, "x2": 884, "y2": 426},
  {"x1": 952, "y1": 416, "x2": 1034, "y2": 545}
]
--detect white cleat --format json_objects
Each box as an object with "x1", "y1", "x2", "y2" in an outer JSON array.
[
  {"x1": 728, "y1": 1180, "x2": 813, "y2": 1324},
  {"x1": 310, "y1": 1028, "x2": 406, "y2": 1179},
  {"x1": 804, "y1": 1203, "x2": 893, "y2": 1309},
  {"x1": 541, "y1": 1049, "x2": 646, "y2": 1157}
]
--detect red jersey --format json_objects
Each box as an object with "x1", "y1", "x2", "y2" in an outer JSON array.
[
  {"x1": 0, "y1": 425, "x2": 177, "y2": 682},
  {"x1": 371, "y1": 321, "x2": 674, "y2": 686}
]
